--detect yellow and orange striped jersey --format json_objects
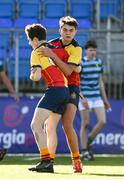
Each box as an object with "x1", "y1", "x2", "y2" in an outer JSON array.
[
  {"x1": 30, "y1": 44, "x2": 68, "y2": 87},
  {"x1": 49, "y1": 38, "x2": 82, "y2": 87}
]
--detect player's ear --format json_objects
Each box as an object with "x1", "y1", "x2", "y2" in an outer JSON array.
[
  {"x1": 74, "y1": 29, "x2": 77, "y2": 35},
  {"x1": 33, "y1": 37, "x2": 39, "y2": 45}
]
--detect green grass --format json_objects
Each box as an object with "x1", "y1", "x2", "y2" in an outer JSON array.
[{"x1": 0, "y1": 155, "x2": 124, "y2": 180}]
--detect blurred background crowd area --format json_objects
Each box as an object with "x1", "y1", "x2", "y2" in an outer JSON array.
[{"x1": 0, "y1": 0, "x2": 124, "y2": 98}]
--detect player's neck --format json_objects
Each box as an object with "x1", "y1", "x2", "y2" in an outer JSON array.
[
  {"x1": 61, "y1": 38, "x2": 72, "y2": 46},
  {"x1": 38, "y1": 40, "x2": 47, "y2": 46}
]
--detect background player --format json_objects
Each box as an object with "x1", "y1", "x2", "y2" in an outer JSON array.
[{"x1": 79, "y1": 39, "x2": 111, "y2": 160}]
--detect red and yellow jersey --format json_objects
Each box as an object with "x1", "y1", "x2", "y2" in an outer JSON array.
[
  {"x1": 30, "y1": 44, "x2": 68, "y2": 87},
  {"x1": 49, "y1": 38, "x2": 82, "y2": 86}
]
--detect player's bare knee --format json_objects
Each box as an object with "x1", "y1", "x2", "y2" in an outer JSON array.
[
  {"x1": 99, "y1": 120, "x2": 106, "y2": 127},
  {"x1": 102, "y1": 120, "x2": 106, "y2": 126},
  {"x1": 30, "y1": 121, "x2": 36, "y2": 132},
  {"x1": 83, "y1": 121, "x2": 89, "y2": 129},
  {"x1": 45, "y1": 121, "x2": 56, "y2": 134},
  {"x1": 46, "y1": 124, "x2": 52, "y2": 134}
]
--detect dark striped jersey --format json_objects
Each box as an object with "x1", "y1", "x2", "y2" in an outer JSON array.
[{"x1": 80, "y1": 56, "x2": 103, "y2": 99}]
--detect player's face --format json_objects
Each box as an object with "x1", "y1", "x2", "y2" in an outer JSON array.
[
  {"x1": 59, "y1": 24, "x2": 77, "y2": 44},
  {"x1": 28, "y1": 37, "x2": 39, "y2": 49},
  {"x1": 86, "y1": 48, "x2": 96, "y2": 59}
]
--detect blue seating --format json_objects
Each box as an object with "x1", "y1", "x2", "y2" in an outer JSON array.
[
  {"x1": 14, "y1": 18, "x2": 38, "y2": 28},
  {"x1": 19, "y1": 48, "x2": 31, "y2": 59},
  {"x1": 77, "y1": 19, "x2": 92, "y2": 29},
  {"x1": 75, "y1": 33, "x2": 89, "y2": 47},
  {"x1": 100, "y1": 0, "x2": 118, "y2": 20},
  {"x1": 9, "y1": 47, "x2": 31, "y2": 60},
  {"x1": 0, "y1": 33, "x2": 11, "y2": 49},
  {"x1": 8, "y1": 48, "x2": 31, "y2": 80},
  {"x1": 0, "y1": 0, "x2": 16, "y2": 19},
  {"x1": 13, "y1": 32, "x2": 30, "y2": 49},
  {"x1": 0, "y1": 31, "x2": 11, "y2": 62},
  {"x1": 0, "y1": 48, "x2": 7, "y2": 61},
  {"x1": 43, "y1": 0, "x2": 67, "y2": 18},
  {"x1": 70, "y1": 0, "x2": 93, "y2": 20},
  {"x1": 47, "y1": 33, "x2": 60, "y2": 41},
  {"x1": 8, "y1": 60, "x2": 30, "y2": 80},
  {"x1": 118, "y1": 0, "x2": 124, "y2": 20},
  {"x1": 17, "y1": 0, "x2": 41, "y2": 19},
  {"x1": 39, "y1": 18, "x2": 59, "y2": 29},
  {"x1": 0, "y1": 19, "x2": 13, "y2": 28}
]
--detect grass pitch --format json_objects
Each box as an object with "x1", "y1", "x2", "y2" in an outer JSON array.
[{"x1": 0, "y1": 155, "x2": 124, "y2": 180}]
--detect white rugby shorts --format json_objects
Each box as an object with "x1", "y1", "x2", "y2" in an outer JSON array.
[{"x1": 78, "y1": 98, "x2": 104, "y2": 111}]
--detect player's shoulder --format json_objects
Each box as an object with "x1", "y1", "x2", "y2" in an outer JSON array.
[
  {"x1": 96, "y1": 57, "x2": 103, "y2": 64},
  {"x1": 71, "y1": 39, "x2": 81, "y2": 48},
  {"x1": 48, "y1": 37, "x2": 60, "y2": 43}
]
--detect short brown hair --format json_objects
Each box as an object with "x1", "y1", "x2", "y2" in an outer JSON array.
[
  {"x1": 59, "y1": 16, "x2": 78, "y2": 29},
  {"x1": 84, "y1": 39, "x2": 97, "y2": 49},
  {"x1": 25, "y1": 24, "x2": 47, "y2": 41}
]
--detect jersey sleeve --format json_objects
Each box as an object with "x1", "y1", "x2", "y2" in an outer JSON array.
[
  {"x1": 67, "y1": 46, "x2": 82, "y2": 66},
  {"x1": 30, "y1": 50, "x2": 41, "y2": 68}
]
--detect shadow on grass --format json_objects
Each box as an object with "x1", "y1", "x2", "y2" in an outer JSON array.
[
  {"x1": 86, "y1": 173, "x2": 124, "y2": 177},
  {"x1": 0, "y1": 156, "x2": 124, "y2": 166}
]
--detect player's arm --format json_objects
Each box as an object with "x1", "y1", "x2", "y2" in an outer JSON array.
[
  {"x1": 99, "y1": 76, "x2": 111, "y2": 109},
  {"x1": 78, "y1": 93, "x2": 89, "y2": 109},
  {"x1": 38, "y1": 47, "x2": 75, "y2": 76},
  {"x1": 74, "y1": 65, "x2": 81, "y2": 73},
  {"x1": 30, "y1": 66, "x2": 41, "y2": 81},
  {"x1": 0, "y1": 71, "x2": 19, "y2": 102},
  {"x1": 38, "y1": 47, "x2": 82, "y2": 76},
  {"x1": 30, "y1": 51, "x2": 42, "y2": 81}
]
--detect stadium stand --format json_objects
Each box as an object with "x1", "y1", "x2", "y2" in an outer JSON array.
[
  {"x1": 14, "y1": 18, "x2": 38, "y2": 28},
  {"x1": 119, "y1": 0, "x2": 124, "y2": 19},
  {"x1": 69, "y1": 0, "x2": 94, "y2": 20},
  {"x1": 17, "y1": 32, "x2": 29, "y2": 49},
  {"x1": 0, "y1": 33, "x2": 11, "y2": 49},
  {"x1": 0, "y1": 18, "x2": 13, "y2": 28},
  {"x1": 0, "y1": 49, "x2": 6, "y2": 62},
  {"x1": 0, "y1": 32, "x2": 11, "y2": 63},
  {"x1": 77, "y1": 19, "x2": 92, "y2": 29},
  {"x1": 0, "y1": 0, "x2": 123, "y2": 97},
  {"x1": 43, "y1": 0, "x2": 68, "y2": 18},
  {"x1": 17, "y1": 0, "x2": 41, "y2": 19},
  {"x1": 75, "y1": 33, "x2": 90, "y2": 47},
  {"x1": 39, "y1": 18, "x2": 59, "y2": 29},
  {"x1": 0, "y1": 0, "x2": 16, "y2": 19},
  {"x1": 47, "y1": 33, "x2": 60, "y2": 41},
  {"x1": 100, "y1": 0, "x2": 118, "y2": 20},
  {"x1": 8, "y1": 47, "x2": 30, "y2": 80}
]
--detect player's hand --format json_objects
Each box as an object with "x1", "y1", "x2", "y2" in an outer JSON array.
[
  {"x1": 9, "y1": 93, "x2": 20, "y2": 103},
  {"x1": 30, "y1": 67, "x2": 41, "y2": 81},
  {"x1": 38, "y1": 47, "x2": 55, "y2": 58},
  {"x1": 81, "y1": 98, "x2": 89, "y2": 110},
  {"x1": 74, "y1": 65, "x2": 82, "y2": 73},
  {"x1": 104, "y1": 100, "x2": 111, "y2": 110}
]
